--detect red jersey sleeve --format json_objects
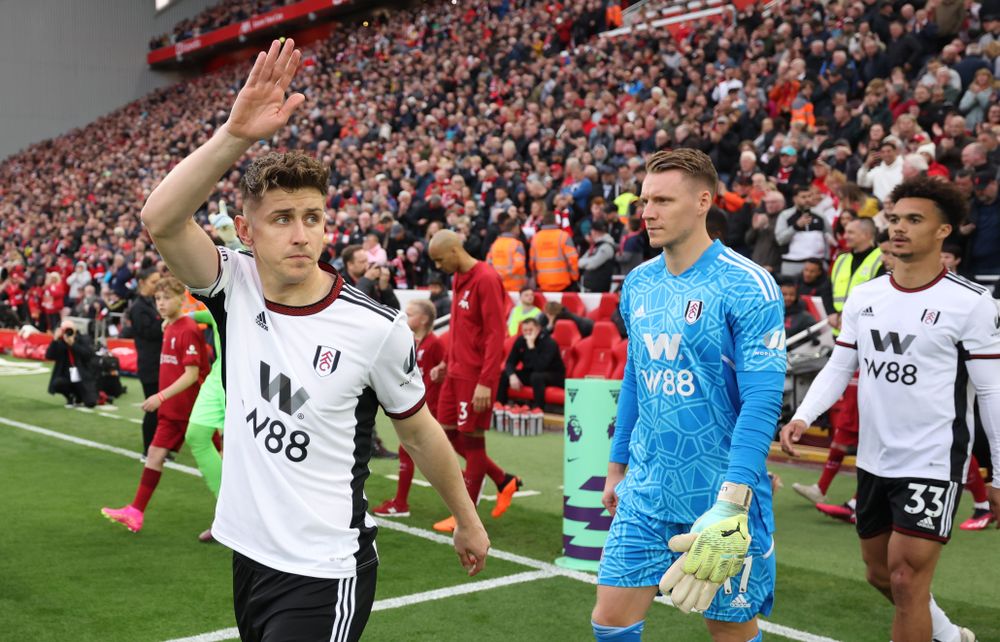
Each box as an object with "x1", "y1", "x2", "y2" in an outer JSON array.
[
  {"x1": 178, "y1": 326, "x2": 205, "y2": 368},
  {"x1": 476, "y1": 268, "x2": 507, "y2": 390}
]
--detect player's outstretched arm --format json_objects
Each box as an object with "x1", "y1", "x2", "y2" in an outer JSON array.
[
  {"x1": 392, "y1": 406, "x2": 491, "y2": 574},
  {"x1": 140, "y1": 39, "x2": 305, "y2": 289}
]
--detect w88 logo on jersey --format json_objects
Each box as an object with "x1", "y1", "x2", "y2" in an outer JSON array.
[
  {"x1": 246, "y1": 407, "x2": 310, "y2": 462},
  {"x1": 863, "y1": 358, "x2": 918, "y2": 385}
]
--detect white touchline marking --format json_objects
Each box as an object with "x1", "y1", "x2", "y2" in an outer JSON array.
[
  {"x1": 0, "y1": 416, "x2": 202, "y2": 477},
  {"x1": 1, "y1": 415, "x2": 840, "y2": 642},
  {"x1": 162, "y1": 571, "x2": 553, "y2": 642},
  {"x1": 384, "y1": 474, "x2": 541, "y2": 499},
  {"x1": 371, "y1": 570, "x2": 550, "y2": 611},
  {"x1": 386, "y1": 473, "x2": 432, "y2": 487}
]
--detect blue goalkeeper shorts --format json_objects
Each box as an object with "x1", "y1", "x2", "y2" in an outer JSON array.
[{"x1": 597, "y1": 500, "x2": 776, "y2": 623}]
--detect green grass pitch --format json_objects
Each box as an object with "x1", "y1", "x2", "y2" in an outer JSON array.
[{"x1": 0, "y1": 357, "x2": 997, "y2": 641}]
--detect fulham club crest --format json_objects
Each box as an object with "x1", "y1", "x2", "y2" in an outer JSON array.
[
  {"x1": 684, "y1": 299, "x2": 704, "y2": 325},
  {"x1": 920, "y1": 309, "x2": 940, "y2": 326},
  {"x1": 313, "y1": 345, "x2": 341, "y2": 378}
]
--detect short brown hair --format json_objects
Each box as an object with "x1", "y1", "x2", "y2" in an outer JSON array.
[
  {"x1": 645, "y1": 148, "x2": 718, "y2": 198},
  {"x1": 240, "y1": 152, "x2": 330, "y2": 208},
  {"x1": 154, "y1": 274, "x2": 186, "y2": 298},
  {"x1": 409, "y1": 298, "x2": 437, "y2": 326},
  {"x1": 341, "y1": 244, "x2": 364, "y2": 265}
]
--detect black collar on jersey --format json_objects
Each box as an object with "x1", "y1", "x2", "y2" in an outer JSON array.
[{"x1": 264, "y1": 262, "x2": 344, "y2": 316}]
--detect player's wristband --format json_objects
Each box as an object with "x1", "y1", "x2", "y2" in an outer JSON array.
[
  {"x1": 157, "y1": 392, "x2": 165, "y2": 404},
  {"x1": 717, "y1": 482, "x2": 752, "y2": 511}
]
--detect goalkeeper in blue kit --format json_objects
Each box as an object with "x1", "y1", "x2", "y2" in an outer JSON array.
[{"x1": 591, "y1": 149, "x2": 786, "y2": 642}]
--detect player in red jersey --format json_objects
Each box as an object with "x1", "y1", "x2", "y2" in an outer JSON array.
[
  {"x1": 373, "y1": 298, "x2": 446, "y2": 517},
  {"x1": 101, "y1": 275, "x2": 210, "y2": 532},
  {"x1": 428, "y1": 230, "x2": 522, "y2": 532}
]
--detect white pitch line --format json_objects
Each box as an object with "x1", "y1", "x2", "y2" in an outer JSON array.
[
  {"x1": 163, "y1": 571, "x2": 553, "y2": 642},
  {"x1": 0, "y1": 416, "x2": 202, "y2": 477},
  {"x1": 372, "y1": 570, "x2": 550, "y2": 611},
  {"x1": 384, "y1": 474, "x2": 541, "y2": 500},
  {"x1": 2, "y1": 415, "x2": 840, "y2": 642}
]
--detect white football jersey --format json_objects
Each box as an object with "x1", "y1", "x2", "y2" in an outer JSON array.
[
  {"x1": 837, "y1": 271, "x2": 1000, "y2": 482},
  {"x1": 191, "y1": 246, "x2": 425, "y2": 579}
]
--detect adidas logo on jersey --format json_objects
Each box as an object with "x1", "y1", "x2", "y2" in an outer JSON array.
[
  {"x1": 917, "y1": 515, "x2": 935, "y2": 530},
  {"x1": 255, "y1": 311, "x2": 268, "y2": 331},
  {"x1": 861, "y1": 306, "x2": 875, "y2": 317},
  {"x1": 730, "y1": 594, "x2": 751, "y2": 609}
]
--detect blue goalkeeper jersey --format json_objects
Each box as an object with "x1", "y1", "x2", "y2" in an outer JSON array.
[{"x1": 611, "y1": 241, "x2": 786, "y2": 535}]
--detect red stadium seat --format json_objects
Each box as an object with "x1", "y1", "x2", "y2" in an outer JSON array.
[
  {"x1": 611, "y1": 338, "x2": 628, "y2": 379},
  {"x1": 551, "y1": 319, "x2": 581, "y2": 375},
  {"x1": 532, "y1": 291, "x2": 548, "y2": 310},
  {"x1": 587, "y1": 292, "x2": 620, "y2": 322},
  {"x1": 569, "y1": 321, "x2": 619, "y2": 379},
  {"x1": 559, "y1": 291, "x2": 585, "y2": 316}
]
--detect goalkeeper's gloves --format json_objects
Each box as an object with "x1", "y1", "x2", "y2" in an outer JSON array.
[{"x1": 659, "y1": 482, "x2": 752, "y2": 614}]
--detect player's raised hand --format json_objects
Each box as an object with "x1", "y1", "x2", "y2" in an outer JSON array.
[
  {"x1": 779, "y1": 419, "x2": 808, "y2": 457},
  {"x1": 453, "y1": 520, "x2": 490, "y2": 577},
  {"x1": 225, "y1": 39, "x2": 305, "y2": 143}
]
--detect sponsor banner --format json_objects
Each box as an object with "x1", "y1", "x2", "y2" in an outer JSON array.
[
  {"x1": 555, "y1": 378, "x2": 619, "y2": 572},
  {"x1": 148, "y1": 0, "x2": 355, "y2": 64}
]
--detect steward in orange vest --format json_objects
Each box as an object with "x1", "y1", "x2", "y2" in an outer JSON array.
[
  {"x1": 487, "y1": 218, "x2": 528, "y2": 291},
  {"x1": 529, "y1": 214, "x2": 580, "y2": 292}
]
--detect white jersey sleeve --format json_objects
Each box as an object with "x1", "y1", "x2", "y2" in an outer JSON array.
[
  {"x1": 369, "y1": 314, "x2": 426, "y2": 419},
  {"x1": 960, "y1": 293, "x2": 1000, "y2": 358},
  {"x1": 963, "y1": 294, "x2": 1000, "y2": 488},
  {"x1": 189, "y1": 245, "x2": 241, "y2": 299},
  {"x1": 835, "y1": 289, "x2": 861, "y2": 349}
]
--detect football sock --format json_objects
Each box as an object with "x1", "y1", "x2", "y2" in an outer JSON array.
[
  {"x1": 818, "y1": 448, "x2": 845, "y2": 494},
  {"x1": 966, "y1": 456, "x2": 988, "y2": 504},
  {"x1": 929, "y1": 594, "x2": 960, "y2": 642},
  {"x1": 485, "y1": 456, "x2": 506, "y2": 488},
  {"x1": 846, "y1": 495, "x2": 857, "y2": 510},
  {"x1": 446, "y1": 429, "x2": 466, "y2": 458},
  {"x1": 186, "y1": 422, "x2": 223, "y2": 498},
  {"x1": 395, "y1": 445, "x2": 414, "y2": 505},
  {"x1": 461, "y1": 434, "x2": 487, "y2": 503},
  {"x1": 132, "y1": 467, "x2": 162, "y2": 512},
  {"x1": 592, "y1": 620, "x2": 644, "y2": 641}
]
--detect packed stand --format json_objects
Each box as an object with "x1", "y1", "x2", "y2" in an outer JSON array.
[
  {"x1": 2, "y1": 0, "x2": 999, "y2": 364},
  {"x1": 149, "y1": 0, "x2": 298, "y2": 51}
]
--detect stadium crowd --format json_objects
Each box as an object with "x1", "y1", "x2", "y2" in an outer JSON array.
[
  {"x1": 3, "y1": 0, "x2": 1000, "y2": 346},
  {"x1": 149, "y1": 0, "x2": 299, "y2": 51}
]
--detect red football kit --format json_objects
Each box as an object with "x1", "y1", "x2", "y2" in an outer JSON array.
[
  {"x1": 416, "y1": 332, "x2": 445, "y2": 416},
  {"x1": 152, "y1": 315, "x2": 209, "y2": 450},
  {"x1": 439, "y1": 261, "x2": 507, "y2": 432}
]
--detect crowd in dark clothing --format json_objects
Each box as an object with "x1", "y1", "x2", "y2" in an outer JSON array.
[
  {"x1": 5, "y1": 0, "x2": 1000, "y2": 343},
  {"x1": 149, "y1": 0, "x2": 297, "y2": 50}
]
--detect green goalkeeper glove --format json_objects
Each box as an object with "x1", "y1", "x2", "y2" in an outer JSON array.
[{"x1": 659, "y1": 482, "x2": 752, "y2": 613}]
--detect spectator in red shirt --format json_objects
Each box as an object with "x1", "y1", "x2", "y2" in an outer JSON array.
[
  {"x1": 41, "y1": 272, "x2": 67, "y2": 333},
  {"x1": 373, "y1": 298, "x2": 446, "y2": 518},
  {"x1": 427, "y1": 230, "x2": 522, "y2": 532},
  {"x1": 100, "y1": 275, "x2": 209, "y2": 533}
]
